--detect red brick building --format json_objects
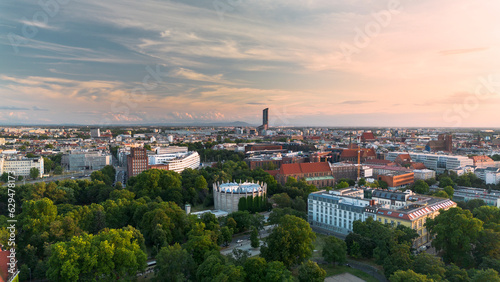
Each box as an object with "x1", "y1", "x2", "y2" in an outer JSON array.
[
  {"x1": 277, "y1": 162, "x2": 334, "y2": 188},
  {"x1": 127, "y1": 147, "x2": 148, "y2": 178},
  {"x1": 245, "y1": 144, "x2": 282, "y2": 153},
  {"x1": 340, "y1": 148, "x2": 376, "y2": 163}
]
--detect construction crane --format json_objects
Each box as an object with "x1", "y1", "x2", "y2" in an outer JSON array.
[{"x1": 357, "y1": 148, "x2": 361, "y2": 180}]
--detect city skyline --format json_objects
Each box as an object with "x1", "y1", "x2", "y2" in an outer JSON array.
[{"x1": 1, "y1": 0, "x2": 500, "y2": 127}]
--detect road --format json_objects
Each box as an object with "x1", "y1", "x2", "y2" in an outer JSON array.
[
  {"x1": 2, "y1": 171, "x2": 90, "y2": 186},
  {"x1": 220, "y1": 224, "x2": 275, "y2": 257}
]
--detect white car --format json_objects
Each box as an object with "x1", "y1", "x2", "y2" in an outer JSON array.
[{"x1": 236, "y1": 239, "x2": 243, "y2": 243}]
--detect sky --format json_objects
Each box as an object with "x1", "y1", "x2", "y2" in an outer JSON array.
[{"x1": 1, "y1": 0, "x2": 500, "y2": 127}]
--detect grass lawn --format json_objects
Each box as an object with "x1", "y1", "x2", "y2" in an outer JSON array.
[
  {"x1": 320, "y1": 264, "x2": 379, "y2": 282},
  {"x1": 311, "y1": 233, "x2": 328, "y2": 259}
]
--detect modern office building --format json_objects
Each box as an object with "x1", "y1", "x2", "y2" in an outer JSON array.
[
  {"x1": 453, "y1": 186, "x2": 500, "y2": 207},
  {"x1": 148, "y1": 151, "x2": 200, "y2": 173},
  {"x1": 0, "y1": 155, "x2": 44, "y2": 178},
  {"x1": 386, "y1": 152, "x2": 473, "y2": 173},
  {"x1": 155, "y1": 146, "x2": 189, "y2": 154},
  {"x1": 90, "y1": 128, "x2": 100, "y2": 138},
  {"x1": 61, "y1": 151, "x2": 112, "y2": 171},
  {"x1": 213, "y1": 181, "x2": 267, "y2": 213},
  {"x1": 257, "y1": 108, "x2": 269, "y2": 133}
]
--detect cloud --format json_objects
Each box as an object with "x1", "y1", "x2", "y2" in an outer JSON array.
[
  {"x1": 438, "y1": 47, "x2": 489, "y2": 56},
  {"x1": 338, "y1": 100, "x2": 374, "y2": 105},
  {"x1": 0, "y1": 106, "x2": 29, "y2": 111},
  {"x1": 169, "y1": 68, "x2": 234, "y2": 84},
  {"x1": 32, "y1": 106, "x2": 49, "y2": 111}
]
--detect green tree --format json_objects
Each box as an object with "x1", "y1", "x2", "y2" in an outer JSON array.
[
  {"x1": 470, "y1": 269, "x2": 500, "y2": 282},
  {"x1": 47, "y1": 228, "x2": 147, "y2": 281},
  {"x1": 379, "y1": 180, "x2": 389, "y2": 189},
  {"x1": 250, "y1": 227, "x2": 259, "y2": 248},
  {"x1": 414, "y1": 180, "x2": 430, "y2": 194},
  {"x1": 30, "y1": 167, "x2": 40, "y2": 179},
  {"x1": 336, "y1": 181, "x2": 349, "y2": 189},
  {"x1": 434, "y1": 190, "x2": 449, "y2": 198},
  {"x1": 264, "y1": 261, "x2": 293, "y2": 282},
  {"x1": 444, "y1": 263, "x2": 469, "y2": 282},
  {"x1": 439, "y1": 176, "x2": 455, "y2": 188},
  {"x1": 194, "y1": 175, "x2": 208, "y2": 190},
  {"x1": 183, "y1": 224, "x2": 219, "y2": 265},
  {"x1": 444, "y1": 186, "x2": 455, "y2": 198},
  {"x1": 358, "y1": 178, "x2": 367, "y2": 186},
  {"x1": 220, "y1": 226, "x2": 233, "y2": 246},
  {"x1": 383, "y1": 244, "x2": 413, "y2": 278},
  {"x1": 411, "y1": 252, "x2": 446, "y2": 280},
  {"x1": 54, "y1": 165, "x2": 63, "y2": 175},
  {"x1": 244, "y1": 257, "x2": 267, "y2": 282},
  {"x1": 271, "y1": 193, "x2": 291, "y2": 208},
  {"x1": 261, "y1": 215, "x2": 316, "y2": 268},
  {"x1": 155, "y1": 243, "x2": 196, "y2": 282},
  {"x1": 390, "y1": 269, "x2": 433, "y2": 282},
  {"x1": 426, "y1": 207, "x2": 483, "y2": 268},
  {"x1": 0, "y1": 172, "x2": 8, "y2": 182},
  {"x1": 298, "y1": 260, "x2": 326, "y2": 282},
  {"x1": 322, "y1": 236, "x2": 347, "y2": 265},
  {"x1": 43, "y1": 157, "x2": 54, "y2": 173}
]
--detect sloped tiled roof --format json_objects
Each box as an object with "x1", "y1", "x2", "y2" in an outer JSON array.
[{"x1": 280, "y1": 162, "x2": 331, "y2": 175}]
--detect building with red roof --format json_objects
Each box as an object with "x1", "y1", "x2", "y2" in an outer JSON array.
[
  {"x1": 277, "y1": 162, "x2": 334, "y2": 188},
  {"x1": 340, "y1": 148, "x2": 376, "y2": 163}
]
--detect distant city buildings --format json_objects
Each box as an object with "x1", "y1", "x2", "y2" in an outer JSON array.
[{"x1": 90, "y1": 128, "x2": 100, "y2": 138}]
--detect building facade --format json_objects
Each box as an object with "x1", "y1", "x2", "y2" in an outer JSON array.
[
  {"x1": 277, "y1": 162, "x2": 335, "y2": 188},
  {"x1": 0, "y1": 156, "x2": 44, "y2": 178},
  {"x1": 61, "y1": 151, "x2": 112, "y2": 171},
  {"x1": 148, "y1": 151, "x2": 200, "y2": 173},
  {"x1": 308, "y1": 190, "x2": 377, "y2": 235},
  {"x1": 127, "y1": 147, "x2": 148, "y2": 178},
  {"x1": 213, "y1": 181, "x2": 267, "y2": 213}
]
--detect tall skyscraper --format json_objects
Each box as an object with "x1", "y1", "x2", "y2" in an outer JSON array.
[
  {"x1": 258, "y1": 108, "x2": 269, "y2": 134},
  {"x1": 263, "y1": 108, "x2": 269, "y2": 130}
]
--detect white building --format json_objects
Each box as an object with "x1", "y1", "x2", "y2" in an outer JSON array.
[
  {"x1": 213, "y1": 181, "x2": 267, "y2": 213},
  {"x1": 475, "y1": 167, "x2": 500, "y2": 185},
  {"x1": 413, "y1": 169, "x2": 436, "y2": 180},
  {"x1": 155, "y1": 146, "x2": 188, "y2": 154},
  {"x1": 308, "y1": 189, "x2": 377, "y2": 235},
  {"x1": 386, "y1": 152, "x2": 473, "y2": 172},
  {"x1": 0, "y1": 156, "x2": 44, "y2": 178},
  {"x1": 148, "y1": 151, "x2": 200, "y2": 173}
]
